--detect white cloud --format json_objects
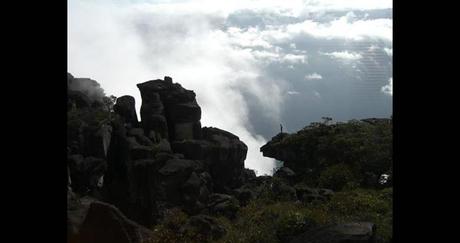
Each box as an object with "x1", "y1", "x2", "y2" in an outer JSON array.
[
  {"x1": 281, "y1": 53, "x2": 307, "y2": 64},
  {"x1": 305, "y1": 73, "x2": 323, "y2": 80},
  {"x1": 260, "y1": 15, "x2": 392, "y2": 43},
  {"x1": 250, "y1": 49, "x2": 306, "y2": 64},
  {"x1": 381, "y1": 77, "x2": 392, "y2": 95},
  {"x1": 322, "y1": 51, "x2": 362, "y2": 60},
  {"x1": 313, "y1": 91, "x2": 321, "y2": 98},
  {"x1": 287, "y1": 90, "x2": 300, "y2": 95},
  {"x1": 68, "y1": 0, "x2": 279, "y2": 175},
  {"x1": 384, "y1": 47, "x2": 393, "y2": 57}
]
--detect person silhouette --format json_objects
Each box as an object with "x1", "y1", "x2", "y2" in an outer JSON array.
[{"x1": 280, "y1": 124, "x2": 283, "y2": 133}]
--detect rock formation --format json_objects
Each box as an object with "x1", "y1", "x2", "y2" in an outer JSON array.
[
  {"x1": 66, "y1": 75, "x2": 252, "y2": 229},
  {"x1": 67, "y1": 73, "x2": 392, "y2": 243}
]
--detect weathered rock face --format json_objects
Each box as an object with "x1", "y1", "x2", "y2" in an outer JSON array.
[
  {"x1": 71, "y1": 75, "x2": 252, "y2": 233},
  {"x1": 172, "y1": 127, "x2": 248, "y2": 193},
  {"x1": 290, "y1": 222, "x2": 376, "y2": 243},
  {"x1": 114, "y1": 95, "x2": 139, "y2": 127},
  {"x1": 137, "y1": 77, "x2": 202, "y2": 141},
  {"x1": 103, "y1": 118, "x2": 161, "y2": 227},
  {"x1": 207, "y1": 193, "x2": 240, "y2": 219},
  {"x1": 68, "y1": 155, "x2": 107, "y2": 195},
  {"x1": 260, "y1": 133, "x2": 299, "y2": 170},
  {"x1": 274, "y1": 166, "x2": 296, "y2": 185},
  {"x1": 69, "y1": 200, "x2": 155, "y2": 243}
]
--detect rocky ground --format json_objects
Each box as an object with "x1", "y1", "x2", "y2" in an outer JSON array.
[{"x1": 67, "y1": 73, "x2": 392, "y2": 243}]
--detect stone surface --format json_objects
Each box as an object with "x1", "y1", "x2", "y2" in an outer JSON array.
[
  {"x1": 69, "y1": 201, "x2": 155, "y2": 243},
  {"x1": 290, "y1": 222, "x2": 376, "y2": 243},
  {"x1": 114, "y1": 95, "x2": 139, "y2": 127}
]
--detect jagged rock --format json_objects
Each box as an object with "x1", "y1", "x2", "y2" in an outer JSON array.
[
  {"x1": 274, "y1": 166, "x2": 296, "y2": 184},
  {"x1": 127, "y1": 159, "x2": 162, "y2": 226},
  {"x1": 240, "y1": 168, "x2": 257, "y2": 183},
  {"x1": 157, "y1": 138, "x2": 172, "y2": 153},
  {"x1": 290, "y1": 222, "x2": 376, "y2": 243},
  {"x1": 158, "y1": 159, "x2": 196, "y2": 204},
  {"x1": 180, "y1": 215, "x2": 226, "y2": 240},
  {"x1": 68, "y1": 196, "x2": 96, "y2": 242},
  {"x1": 127, "y1": 128, "x2": 153, "y2": 146},
  {"x1": 172, "y1": 127, "x2": 247, "y2": 192},
  {"x1": 68, "y1": 154, "x2": 107, "y2": 195},
  {"x1": 168, "y1": 100, "x2": 201, "y2": 123},
  {"x1": 137, "y1": 77, "x2": 202, "y2": 141},
  {"x1": 170, "y1": 139, "x2": 209, "y2": 160},
  {"x1": 202, "y1": 127, "x2": 247, "y2": 192},
  {"x1": 272, "y1": 180, "x2": 297, "y2": 201},
  {"x1": 104, "y1": 120, "x2": 160, "y2": 227},
  {"x1": 207, "y1": 193, "x2": 240, "y2": 219},
  {"x1": 181, "y1": 172, "x2": 206, "y2": 213},
  {"x1": 69, "y1": 201, "x2": 155, "y2": 243},
  {"x1": 114, "y1": 95, "x2": 139, "y2": 127}
]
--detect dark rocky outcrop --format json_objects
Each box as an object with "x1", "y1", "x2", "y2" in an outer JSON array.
[
  {"x1": 290, "y1": 222, "x2": 376, "y2": 243},
  {"x1": 137, "y1": 77, "x2": 201, "y2": 140},
  {"x1": 172, "y1": 127, "x2": 248, "y2": 192},
  {"x1": 114, "y1": 95, "x2": 139, "y2": 127},
  {"x1": 69, "y1": 200, "x2": 155, "y2": 243},
  {"x1": 68, "y1": 155, "x2": 107, "y2": 195},
  {"x1": 260, "y1": 119, "x2": 392, "y2": 189},
  {"x1": 274, "y1": 166, "x2": 296, "y2": 185},
  {"x1": 207, "y1": 193, "x2": 240, "y2": 219},
  {"x1": 68, "y1": 73, "x2": 391, "y2": 242}
]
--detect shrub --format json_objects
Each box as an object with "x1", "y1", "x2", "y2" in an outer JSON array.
[{"x1": 318, "y1": 163, "x2": 357, "y2": 191}]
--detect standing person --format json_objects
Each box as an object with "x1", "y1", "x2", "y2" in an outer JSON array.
[{"x1": 280, "y1": 124, "x2": 283, "y2": 133}]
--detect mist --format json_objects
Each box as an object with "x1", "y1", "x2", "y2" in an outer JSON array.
[{"x1": 68, "y1": 0, "x2": 392, "y2": 175}]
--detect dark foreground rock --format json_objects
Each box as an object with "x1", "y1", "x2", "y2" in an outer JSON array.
[
  {"x1": 290, "y1": 222, "x2": 376, "y2": 243},
  {"x1": 68, "y1": 200, "x2": 155, "y2": 243}
]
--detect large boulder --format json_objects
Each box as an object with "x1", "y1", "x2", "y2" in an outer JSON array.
[
  {"x1": 207, "y1": 193, "x2": 240, "y2": 219},
  {"x1": 137, "y1": 77, "x2": 202, "y2": 141},
  {"x1": 172, "y1": 127, "x2": 248, "y2": 192},
  {"x1": 290, "y1": 222, "x2": 377, "y2": 243},
  {"x1": 158, "y1": 159, "x2": 197, "y2": 205},
  {"x1": 274, "y1": 166, "x2": 296, "y2": 185},
  {"x1": 69, "y1": 201, "x2": 155, "y2": 243}
]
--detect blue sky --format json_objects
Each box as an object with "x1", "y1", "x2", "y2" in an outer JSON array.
[{"x1": 68, "y1": 0, "x2": 392, "y2": 175}]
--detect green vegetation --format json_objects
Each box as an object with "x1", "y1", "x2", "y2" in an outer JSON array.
[
  {"x1": 281, "y1": 118, "x2": 392, "y2": 188},
  {"x1": 147, "y1": 187, "x2": 392, "y2": 243}
]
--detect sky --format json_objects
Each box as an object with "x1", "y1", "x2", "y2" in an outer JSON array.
[{"x1": 68, "y1": 0, "x2": 392, "y2": 175}]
